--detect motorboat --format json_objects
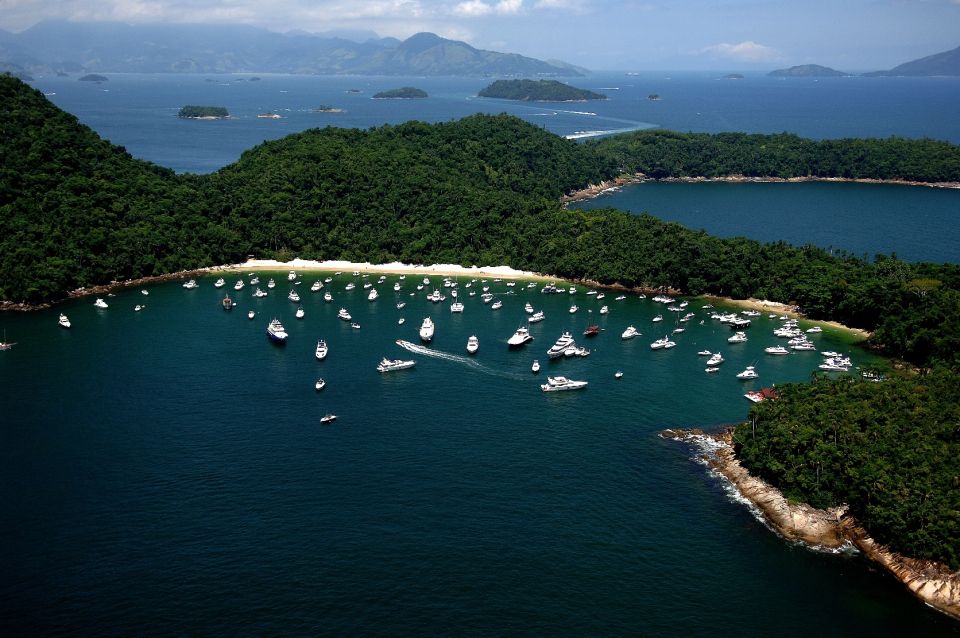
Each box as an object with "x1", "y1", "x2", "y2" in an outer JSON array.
[
  {"x1": 182, "y1": 279, "x2": 198, "y2": 289},
  {"x1": 481, "y1": 293, "x2": 493, "y2": 304},
  {"x1": 765, "y1": 345, "x2": 789, "y2": 355},
  {"x1": 697, "y1": 350, "x2": 712, "y2": 356},
  {"x1": 214, "y1": 278, "x2": 225, "y2": 288},
  {"x1": 58, "y1": 313, "x2": 71, "y2": 328},
  {"x1": 547, "y1": 332, "x2": 576, "y2": 359},
  {"x1": 222, "y1": 295, "x2": 234, "y2": 311},
  {"x1": 351, "y1": 323, "x2": 361, "y2": 330},
  {"x1": 345, "y1": 282, "x2": 356, "y2": 291},
  {"x1": 363, "y1": 282, "x2": 372, "y2": 290},
  {"x1": 267, "y1": 279, "x2": 276, "y2": 289},
  {"x1": 596, "y1": 293, "x2": 605, "y2": 300},
  {"x1": 728, "y1": 331, "x2": 748, "y2": 343},
  {"x1": 583, "y1": 325, "x2": 600, "y2": 337},
  {"x1": 141, "y1": 290, "x2": 149, "y2": 296},
  {"x1": 508, "y1": 327, "x2": 534, "y2": 347},
  {"x1": 266, "y1": 318, "x2": 288, "y2": 343},
  {"x1": 377, "y1": 358, "x2": 416, "y2": 373},
  {"x1": 705, "y1": 367, "x2": 720, "y2": 373},
  {"x1": 394, "y1": 282, "x2": 401, "y2": 292},
  {"x1": 621, "y1": 326, "x2": 640, "y2": 340},
  {"x1": 295, "y1": 306, "x2": 305, "y2": 319},
  {"x1": 531, "y1": 360, "x2": 541, "y2": 374},
  {"x1": 234, "y1": 280, "x2": 244, "y2": 290},
  {"x1": 311, "y1": 281, "x2": 323, "y2": 292},
  {"x1": 652, "y1": 314, "x2": 663, "y2": 322},
  {"x1": 806, "y1": 326, "x2": 823, "y2": 334},
  {"x1": 540, "y1": 376, "x2": 588, "y2": 392},
  {"x1": 736, "y1": 366, "x2": 759, "y2": 380},
  {"x1": 524, "y1": 302, "x2": 534, "y2": 314},
  {"x1": 614, "y1": 371, "x2": 623, "y2": 379},
  {"x1": 791, "y1": 342, "x2": 817, "y2": 351},
  {"x1": 466, "y1": 335, "x2": 479, "y2": 354},
  {"x1": 320, "y1": 414, "x2": 337, "y2": 425},
  {"x1": 253, "y1": 287, "x2": 268, "y2": 298},
  {"x1": 315, "y1": 379, "x2": 326, "y2": 391},
  {"x1": 288, "y1": 271, "x2": 297, "y2": 281},
  {"x1": 599, "y1": 306, "x2": 609, "y2": 315},
  {"x1": 491, "y1": 300, "x2": 503, "y2": 310},
  {"x1": 324, "y1": 292, "x2": 333, "y2": 302},
  {"x1": 288, "y1": 290, "x2": 300, "y2": 303},
  {"x1": 396, "y1": 302, "x2": 406, "y2": 310},
  {"x1": 528, "y1": 311, "x2": 545, "y2": 324},
  {"x1": 650, "y1": 336, "x2": 676, "y2": 350},
  {"x1": 338, "y1": 308, "x2": 352, "y2": 321},
  {"x1": 615, "y1": 295, "x2": 626, "y2": 301},
  {"x1": 672, "y1": 327, "x2": 685, "y2": 334},
  {"x1": 249, "y1": 276, "x2": 260, "y2": 285},
  {"x1": 569, "y1": 305, "x2": 578, "y2": 313},
  {"x1": 419, "y1": 317, "x2": 435, "y2": 342},
  {"x1": 450, "y1": 301, "x2": 464, "y2": 313},
  {"x1": 316, "y1": 340, "x2": 328, "y2": 360},
  {"x1": 324, "y1": 277, "x2": 333, "y2": 283},
  {"x1": 398, "y1": 318, "x2": 405, "y2": 325},
  {"x1": 568, "y1": 287, "x2": 577, "y2": 295},
  {"x1": 94, "y1": 298, "x2": 108, "y2": 309},
  {"x1": 706, "y1": 353, "x2": 724, "y2": 366},
  {"x1": 248, "y1": 310, "x2": 255, "y2": 320},
  {"x1": 368, "y1": 288, "x2": 379, "y2": 301}
]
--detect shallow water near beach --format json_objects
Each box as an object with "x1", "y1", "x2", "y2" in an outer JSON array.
[{"x1": 2, "y1": 273, "x2": 956, "y2": 635}]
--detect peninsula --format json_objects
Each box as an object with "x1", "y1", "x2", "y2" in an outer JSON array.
[
  {"x1": 478, "y1": 79, "x2": 606, "y2": 102},
  {"x1": 372, "y1": 87, "x2": 427, "y2": 99},
  {"x1": 177, "y1": 105, "x2": 229, "y2": 119}
]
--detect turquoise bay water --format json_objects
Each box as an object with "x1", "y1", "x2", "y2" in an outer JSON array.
[
  {"x1": 573, "y1": 181, "x2": 960, "y2": 263},
  {"x1": 2, "y1": 274, "x2": 955, "y2": 635}
]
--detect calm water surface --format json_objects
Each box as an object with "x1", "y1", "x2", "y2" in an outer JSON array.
[{"x1": 2, "y1": 275, "x2": 955, "y2": 635}]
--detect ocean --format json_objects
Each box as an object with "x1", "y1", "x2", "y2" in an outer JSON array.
[{"x1": 3, "y1": 72, "x2": 960, "y2": 635}]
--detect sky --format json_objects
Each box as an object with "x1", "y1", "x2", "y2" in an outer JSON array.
[{"x1": 1, "y1": 0, "x2": 958, "y2": 70}]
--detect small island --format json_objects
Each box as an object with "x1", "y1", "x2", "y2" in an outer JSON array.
[
  {"x1": 314, "y1": 105, "x2": 345, "y2": 113},
  {"x1": 178, "y1": 105, "x2": 229, "y2": 119},
  {"x1": 768, "y1": 64, "x2": 849, "y2": 77},
  {"x1": 372, "y1": 87, "x2": 428, "y2": 99},
  {"x1": 478, "y1": 79, "x2": 605, "y2": 102},
  {"x1": 79, "y1": 74, "x2": 108, "y2": 82},
  {"x1": 647, "y1": 94, "x2": 662, "y2": 101},
  {"x1": 722, "y1": 73, "x2": 744, "y2": 80}
]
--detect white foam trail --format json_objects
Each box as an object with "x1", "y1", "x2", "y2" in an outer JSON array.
[{"x1": 395, "y1": 340, "x2": 527, "y2": 380}]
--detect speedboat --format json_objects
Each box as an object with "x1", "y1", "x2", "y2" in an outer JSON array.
[
  {"x1": 315, "y1": 379, "x2": 326, "y2": 391},
  {"x1": 287, "y1": 271, "x2": 297, "y2": 281},
  {"x1": 491, "y1": 300, "x2": 503, "y2": 310},
  {"x1": 569, "y1": 305, "x2": 578, "y2": 313},
  {"x1": 182, "y1": 279, "x2": 198, "y2": 289},
  {"x1": 706, "y1": 353, "x2": 724, "y2": 366},
  {"x1": 296, "y1": 306, "x2": 305, "y2": 319},
  {"x1": 325, "y1": 277, "x2": 333, "y2": 283},
  {"x1": 621, "y1": 326, "x2": 639, "y2": 340},
  {"x1": 614, "y1": 371, "x2": 623, "y2": 379},
  {"x1": 450, "y1": 301, "x2": 464, "y2": 313},
  {"x1": 419, "y1": 317, "x2": 435, "y2": 342},
  {"x1": 248, "y1": 310, "x2": 255, "y2": 320},
  {"x1": 792, "y1": 342, "x2": 817, "y2": 351},
  {"x1": 540, "y1": 376, "x2": 588, "y2": 392},
  {"x1": 596, "y1": 293, "x2": 605, "y2": 300},
  {"x1": 508, "y1": 327, "x2": 534, "y2": 347},
  {"x1": 466, "y1": 335, "x2": 479, "y2": 354},
  {"x1": 351, "y1": 323, "x2": 361, "y2": 329},
  {"x1": 221, "y1": 295, "x2": 234, "y2": 311},
  {"x1": 267, "y1": 279, "x2": 276, "y2": 289},
  {"x1": 806, "y1": 326, "x2": 823, "y2": 334},
  {"x1": 234, "y1": 280, "x2": 244, "y2": 290},
  {"x1": 528, "y1": 311, "x2": 545, "y2": 324},
  {"x1": 324, "y1": 292, "x2": 333, "y2": 302},
  {"x1": 531, "y1": 360, "x2": 540, "y2": 373},
  {"x1": 736, "y1": 366, "x2": 759, "y2": 380},
  {"x1": 615, "y1": 295, "x2": 626, "y2": 301},
  {"x1": 266, "y1": 318, "x2": 288, "y2": 343},
  {"x1": 58, "y1": 313, "x2": 71, "y2": 328},
  {"x1": 94, "y1": 298, "x2": 108, "y2": 309},
  {"x1": 288, "y1": 290, "x2": 300, "y2": 303},
  {"x1": 249, "y1": 276, "x2": 260, "y2": 285},
  {"x1": 599, "y1": 306, "x2": 609, "y2": 315},
  {"x1": 394, "y1": 282, "x2": 401, "y2": 292},
  {"x1": 368, "y1": 288, "x2": 379, "y2": 301},
  {"x1": 524, "y1": 302, "x2": 534, "y2": 314},
  {"x1": 214, "y1": 278, "x2": 225, "y2": 288},
  {"x1": 583, "y1": 325, "x2": 600, "y2": 337},
  {"x1": 705, "y1": 367, "x2": 720, "y2": 373},
  {"x1": 697, "y1": 350, "x2": 712, "y2": 356},
  {"x1": 338, "y1": 308, "x2": 352, "y2": 321},
  {"x1": 765, "y1": 345, "x2": 789, "y2": 355},
  {"x1": 253, "y1": 287, "x2": 267, "y2": 298},
  {"x1": 398, "y1": 318, "x2": 405, "y2": 325},
  {"x1": 311, "y1": 281, "x2": 323, "y2": 292},
  {"x1": 345, "y1": 282, "x2": 356, "y2": 291},
  {"x1": 652, "y1": 314, "x2": 663, "y2": 322},
  {"x1": 320, "y1": 414, "x2": 337, "y2": 424},
  {"x1": 363, "y1": 282, "x2": 372, "y2": 290},
  {"x1": 377, "y1": 358, "x2": 416, "y2": 373},
  {"x1": 316, "y1": 340, "x2": 328, "y2": 360},
  {"x1": 728, "y1": 331, "x2": 748, "y2": 343},
  {"x1": 141, "y1": 290, "x2": 149, "y2": 296},
  {"x1": 547, "y1": 332, "x2": 575, "y2": 359},
  {"x1": 396, "y1": 302, "x2": 407, "y2": 310}
]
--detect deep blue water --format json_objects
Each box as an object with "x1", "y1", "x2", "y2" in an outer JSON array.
[
  {"x1": 26, "y1": 72, "x2": 960, "y2": 174},
  {"x1": 2, "y1": 274, "x2": 955, "y2": 636},
  {"x1": 573, "y1": 181, "x2": 960, "y2": 263}
]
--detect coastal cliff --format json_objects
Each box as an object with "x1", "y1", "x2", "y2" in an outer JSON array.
[{"x1": 663, "y1": 428, "x2": 960, "y2": 620}]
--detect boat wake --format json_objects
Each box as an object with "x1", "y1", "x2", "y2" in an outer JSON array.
[{"x1": 395, "y1": 340, "x2": 527, "y2": 380}]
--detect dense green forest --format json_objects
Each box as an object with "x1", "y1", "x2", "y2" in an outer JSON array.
[
  {"x1": 2, "y1": 74, "x2": 960, "y2": 369},
  {"x1": 371, "y1": 87, "x2": 427, "y2": 99},
  {"x1": 178, "y1": 105, "x2": 229, "y2": 118},
  {"x1": 478, "y1": 79, "x2": 605, "y2": 101},
  {"x1": 733, "y1": 371, "x2": 960, "y2": 567},
  {"x1": 589, "y1": 129, "x2": 960, "y2": 183}
]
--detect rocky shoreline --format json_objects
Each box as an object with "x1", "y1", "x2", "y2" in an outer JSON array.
[
  {"x1": 561, "y1": 172, "x2": 960, "y2": 204},
  {"x1": 662, "y1": 427, "x2": 960, "y2": 620}
]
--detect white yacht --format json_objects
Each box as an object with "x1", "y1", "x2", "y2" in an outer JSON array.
[
  {"x1": 58, "y1": 313, "x2": 71, "y2": 329},
  {"x1": 248, "y1": 310, "x2": 255, "y2": 320},
  {"x1": 706, "y1": 353, "x2": 724, "y2": 366},
  {"x1": 615, "y1": 295, "x2": 626, "y2": 301},
  {"x1": 466, "y1": 335, "x2": 479, "y2": 354},
  {"x1": 614, "y1": 371, "x2": 623, "y2": 379},
  {"x1": 491, "y1": 300, "x2": 503, "y2": 310},
  {"x1": 315, "y1": 340, "x2": 328, "y2": 360},
  {"x1": 315, "y1": 379, "x2": 326, "y2": 392},
  {"x1": 621, "y1": 326, "x2": 639, "y2": 340},
  {"x1": 791, "y1": 342, "x2": 817, "y2": 351},
  {"x1": 141, "y1": 290, "x2": 149, "y2": 296},
  {"x1": 287, "y1": 271, "x2": 297, "y2": 281},
  {"x1": 547, "y1": 332, "x2": 576, "y2": 359},
  {"x1": 377, "y1": 358, "x2": 416, "y2": 373},
  {"x1": 325, "y1": 277, "x2": 334, "y2": 283},
  {"x1": 311, "y1": 281, "x2": 323, "y2": 292},
  {"x1": 394, "y1": 282, "x2": 401, "y2": 292},
  {"x1": 736, "y1": 366, "x2": 759, "y2": 379},
  {"x1": 650, "y1": 336, "x2": 676, "y2": 350},
  {"x1": 697, "y1": 350, "x2": 712, "y2": 356},
  {"x1": 765, "y1": 345, "x2": 790, "y2": 355},
  {"x1": 249, "y1": 276, "x2": 260, "y2": 285},
  {"x1": 528, "y1": 311, "x2": 545, "y2": 323},
  {"x1": 705, "y1": 367, "x2": 720, "y2": 373},
  {"x1": 182, "y1": 279, "x2": 198, "y2": 289},
  {"x1": 296, "y1": 306, "x2": 305, "y2": 319},
  {"x1": 728, "y1": 331, "x2": 748, "y2": 343},
  {"x1": 428, "y1": 290, "x2": 443, "y2": 303},
  {"x1": 345, "y1": 282, "x2": 356, "y2": 291},
  {"x1": 806, "y1": 326, "x2": 823, "y2": 334},
  {"x1": 324, "y1": 292, "x2": 333, "y2": 302},
  {"x1": 508, "y1": 327, "x2": 534, "y2": 347},
  {"x1": 267, "y1": 279, "x2": 276, "y2": 289},
  {"x1": 288, "y1": 289, "x2": 300, "y2": 303},
  {"x1": 524, "y1": 302, "x2": 534, "y2": 314},
  {"x1": 652, "y1": 314, "x2": 663, "y2": 322},
  {"x1": 94, "y1": 298, "x2": 108, "y2": 309},
  {"x1": 368, "y1": 288, "x2": 379, "y2": 301},
  {"x1": 569, "y1": 305, "x2": 578, "y2": 314},
  {"x1": 254, "y1": 287, "x2": 268, "y2": 298},
  {"x1": 266, "y1": 318, "x2": 288, "y2": 343},
  {"x1": 234, "y1": 280, "x2": 244, "y2": 290},
  {"x1": 337, "y1": 308, "x2": 352, "y2": 321},
  {"x1": 135, "y1": 304, "x2": 144, "y2": 312},
  {"x1": 398, "y1": 318, "x2": 405, "y2": 325},
  {"x1": 540, "y1": 376, "x2": 588, "y2": 392},
  {"x1": 396, "y1": 302, "x2": 406, "y2": 310},
  {"x1": 214, "y1": 278, "x2": 225, "y2": 288},
  {"x1": 531, "y1": 360, "x2": 541, "y2": 374},
  {"x1": 599, "y1": 305, "x2": 609, "y2": 315},
  {"x1": 450, "y1": 301, "x2": 464, "y2": 313},
  {"x1": 419, "y1": 317, "x2": 435, "y2": 342}
]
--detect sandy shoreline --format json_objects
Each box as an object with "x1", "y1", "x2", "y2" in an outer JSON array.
[
  {"x1": 562, "y1": 172, "x2": 960, "y2": 204},
  {"x1": 703, "y1": 295, "x2": 872, "y2": 340},
  {"x1": 224, "y1": 258, "x2": 556, "y2": 281},
  {"x1": 663, "y1": 427, "x2": 960, "y2": 621}
]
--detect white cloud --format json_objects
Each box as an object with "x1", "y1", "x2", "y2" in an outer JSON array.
[
  {"x1": 700, "y1": 40, "x2": 783, "y2": 62},
  {"x1": 453, "y1": 0, "x2": 523, "y2": 17}
]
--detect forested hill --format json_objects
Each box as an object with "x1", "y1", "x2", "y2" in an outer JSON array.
[{"x1": 1, "y1": 74, "x2": 959, "y2": 370}]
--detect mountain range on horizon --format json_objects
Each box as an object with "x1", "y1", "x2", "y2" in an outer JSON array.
[{"x1": 0, "y1": 20, "x2": 586, "y2": 77}]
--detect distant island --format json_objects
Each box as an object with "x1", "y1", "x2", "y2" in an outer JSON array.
[
  {"x1": 372, "y1": 87, "x2": 428, "y2": 99},
  {"x1": 78, "y1": 74, "x2": 108, "y2": 82},
  {"x1": 768, "y1": 64, "x2": 849, "y2": 77},
  {"x1": 722, "y1": 73, "x2": 744, "y2": 80},
  {"x1": 647, "y1": 94, "x2": 662, "y2": 101},
  {"x1": 478, "y1": 79, "x2": 606, "y2": 102},
  {"x1": 865, "y1": 44, "x2": 960, "y2": 77},
  {"x1": 314, "y1": 105, "x2": 345, "y2": 113},
  {"x1": 178, "y1": 105, "x2": 229, "y2": 119}
]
